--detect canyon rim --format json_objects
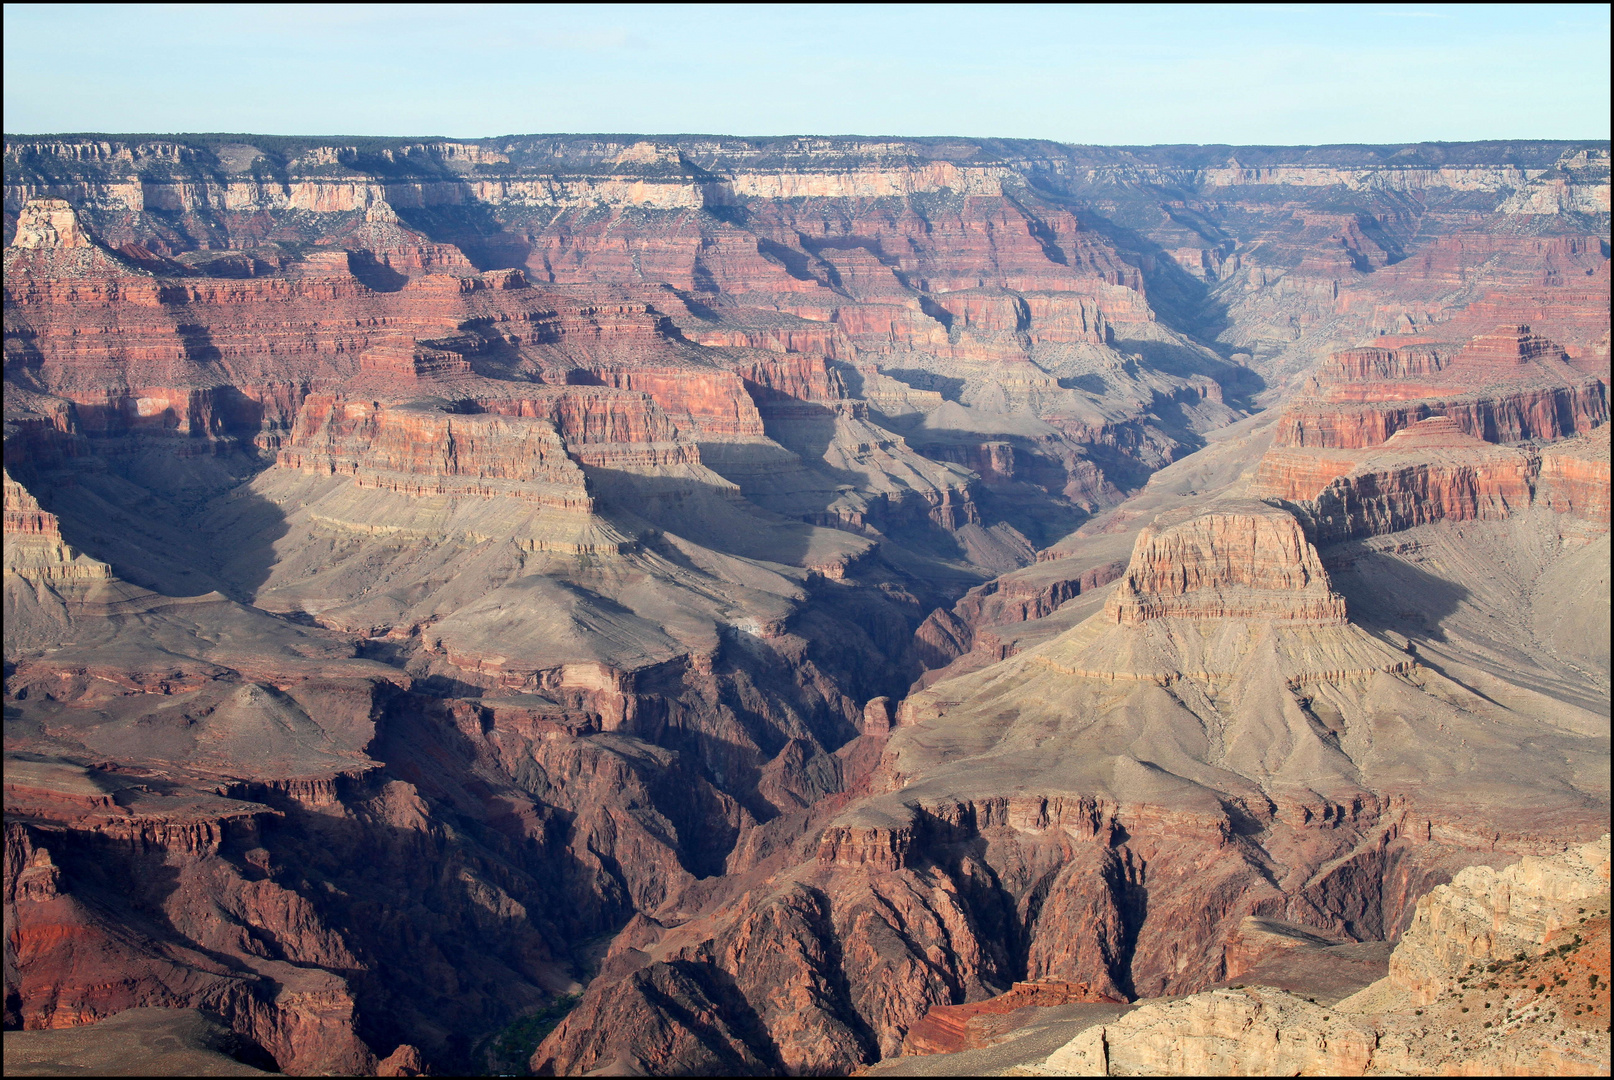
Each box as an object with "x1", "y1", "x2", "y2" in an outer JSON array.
[{"x1": 2, "y1": 126, "x2": 1610, "y2": 1077}]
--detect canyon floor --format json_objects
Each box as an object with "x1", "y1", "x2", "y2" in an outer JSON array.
[{"x1": 3, "y1": 134, "x2": 1610, "y2": 1076}]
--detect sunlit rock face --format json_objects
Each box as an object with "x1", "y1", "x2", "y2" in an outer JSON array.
[
  {"x1": 1105, "y1": 502, "x2": 1348, "y2": 624},
  {"x1": 3, "y1": 135, "x2": 1609, "y2": 1077}
]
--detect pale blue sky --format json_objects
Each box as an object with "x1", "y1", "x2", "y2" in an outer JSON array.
[{"x1": 3, "y1": 3, "x2": 1609, "y2": 143}]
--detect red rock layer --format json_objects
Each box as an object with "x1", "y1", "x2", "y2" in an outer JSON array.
[
  {"x1": 1259, "y1": 407, "x2": 1610, "y2": 542},
  {"x1": 358, "y1": 337, "x2": 473, "y2": 380},
  {"x1": 4, "y1": 814, "x2": 377, "y2": 1075},
  {"x1": 1274, "y1": 382, "x2": 1606, "y2": 453},
  {"x1": 3, "y1": 201, "x2": 700, "y2": 429},
  {"x1": 1272, "y1": 324, "x2": 1607, "y2": 460},
  {"x1": 1300, "y1": 418, "x2": 1541, "y2": 542},
  {"x1": 1537, "y1": 423, "x2": 1613, "y2": 525},
  {"x1": 691, "y1": 320, "x2": 855, "y2": 361},
  {"x1": 524, "y1": 194, "x2": 1153, "y2": 379},
  {"x1": 567, "y1": 367, "x2": 767, "y2": 439},
  {"x1": 277, "y1": 396, "x2": 591, "y2": 508},
  {"x1": 898, "y1": 979, "x2": 1126, "y2": 1056},
  {"x1": 1319, "y1": 344, "x2": 1450, "y2": 384},
  {"x1": 1104, "y1": 503, "x2": 1348, "y2": 624},
  {"x1": 534, "y1": 784, "x2": 1537, "y2": 1076}
]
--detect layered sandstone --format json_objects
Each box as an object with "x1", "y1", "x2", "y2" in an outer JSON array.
[
  {"x1": 1302, "y1": 417, "x2": 1541, "y2": 542},
  {"x1": 1104, "y1": 501, "x2": 1347, "y2": 624},
  {"x1": 1007, "y1": 834, "x2": 1612, "y2": 1077},
  {"x1": 1255, "y1": 315, "x2": 1610, "y2": 545},
  {"x1": 1041, "y1": 986, "x2": 1379, "y2": 1075},
  {"x1": 278, "y1": 396, "x2": 591, "y2": 509},
  {"x1": 1269, "y1": 324, "x2": 1606, "y2": 460},
  {"x1": 1539, "y1": 422, "x2": 1612, "y2": 525},
  {"x1": 3, "y1": 468, "x2": 113, "y2": 583},
  {"x1": 1387, "y1": 833, "x2": 1610, "y2": 1006},
  {"x1": 5, "y1": 136, "x2": 1610, "y2": 1078}
]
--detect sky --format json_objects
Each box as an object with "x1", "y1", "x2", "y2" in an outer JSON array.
[{"x1": 3, "y1": 3, "x2": 1609, "y2": 144}]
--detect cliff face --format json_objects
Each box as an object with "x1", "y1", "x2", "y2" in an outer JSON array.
[
  {"x1": 1387, "y1": 834, "x2": 1610, "y2": 1006},
  {"x1": 1539, "y1": 423, "x2": 1613, "y2": 524},
  {"x1": 1014, "y1": 834, "x2": 1611, "y2": 1077},
  {"x1": 279, "y1": 397, "x2": 593, "y2": 508},
  {"x1": 1270, "y1": 323, "x2": 1606, "y2": 456},
  {"x1": 4, "y1": 135, "x2": 1609, "y2": 1077},
  {"x1": 1253, "y1": 315, "x2": 1610, "y2": 545},
  {"x1": 3, "y1": 468, "x2": 112, "y2": 583},
  {"x1": 1299, "y1": 417, "x2": 1542, "y2": 542},
  {"x1": 1104, "y1": 503, "x2": 1347, "y2": 624}
]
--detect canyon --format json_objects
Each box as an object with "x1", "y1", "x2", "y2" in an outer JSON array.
[{"x1": 3, "y1": 134, "x2": 1610, "y2": 1076}]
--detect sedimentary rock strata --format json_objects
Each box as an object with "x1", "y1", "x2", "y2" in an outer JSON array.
[
  {"x1": 994, "y1": 834, "x2": 1612, "y2": 1077},
  {"x1": 4, "y1": 134, "x2": 1609, "y2": 1076},
  {"x1": 1104, "y1": 501, "x2": 1347, "y2": 623}
]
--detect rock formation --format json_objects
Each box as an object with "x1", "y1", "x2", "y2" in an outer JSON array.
[
  {"x1": 985, "y1": 834, "x2": 1611, "y2": 1077},
  {"x1": 3, "y1": 134, "x2": 1609, "y2": 1076},
  {"x1": 532, "y1": 495, "x2": 1607, "y2": 1075},
  {"x1": 1104, "y1": 501, "x2": 1347, "y2": 623}
]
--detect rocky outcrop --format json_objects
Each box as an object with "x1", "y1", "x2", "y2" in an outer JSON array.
[
  {"x1": 1220, "y1": 915, "x2": 1354, "y2": 980},
  {"x1": 1042, "y1": 986, "x2": 1378, "y2": 1076},
  {"x1": 1264, "y1": 416, "x2": 1611, "y2": 541},
  {"x1": 1011, "y1": 835, "x2": 1611, "y2": 1077},
  {"x1": 1271, "y1": 381, "x2": 1606, "y2": 454},
  {"x1": 1268, "y1": 324, "x2": 1607, "y2": 464},
  {"x1": 1387, "y1": 833, "x2": 1610, "y2": 1006},
  {"x1": 899, "y1": 980, "x2": 1125, "y2": 1056},
  {"x1": 3, "y1": 468, "x2": 112, "y2": 582},
  {"x1": 278, "y1": 396, "x2": 591, "y2": 508},
  {"x1": 3, "y1": 812, "x2": 379, "y2": 1075},
  {"x1": 8, "y1": 198, "x2": 93, "y2": 250},
  {"x1": 1301, "y1": 417, "x2": 1540, "y2": 542},
  {"x1": 957, "y1": 559, "x2": 1127, "y2": 629},
  {"x1": 1255, "y1": 316, "x2": 1610, "y2": 543},
  {"x1": 1539, "y1": 423, "x2": 1612, "y2": 525},
  {"x1": 571, "y1": 367, "x2": 767, "y2": 440},
  {"x1": 2, "y1": 1007, "x2": 276, "y2": 1077},
  {"x1": 1105, "y1": 501, "x2": 1347, "y2": 624}
]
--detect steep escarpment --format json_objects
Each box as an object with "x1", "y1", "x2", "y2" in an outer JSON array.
[
  {"x1": 531, "y1": 499, "x2": 1608, "y2": 1075},
  {"x1": 1104, "y1": 502, "x2": 1346, "y2": 623},
  {"x1": 980, "y1": 834, "x2": 1611, "y2": 1077},
  {"x1": 279, "y1": 396, "x2": 593, "y2": 508},
  {"x1": 1252, "y1": 314, "x2": 1610, "y2": 547},
  {"x1": 1539, "y1": 421, "x2": 1613, "y2": 524},
  {"x1": 5, "y1": 135, "x2": 1609, "y2": 1077}
]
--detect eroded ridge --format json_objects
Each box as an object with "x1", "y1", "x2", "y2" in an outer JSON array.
[
  {"x1": 3, "y1": 135, "x2": 1609, "y2": 1077},
  {"x1": 1105, "y1": 501, "x2": 1347, "y2": 625}
]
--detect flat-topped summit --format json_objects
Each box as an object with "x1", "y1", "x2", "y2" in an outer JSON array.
[
  {"x1": 1455, "y1": 323, "x2": 1571, "y2": 368},
  {"x1": 1105, "y1": 500, "x2": 1346, "y2": 625},
  {"x1": 8, "y1": 197, "x2": 92, "y2": 249}
]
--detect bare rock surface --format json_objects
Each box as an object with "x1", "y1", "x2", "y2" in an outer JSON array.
[
  {"x1": 4, "y1": 135, "x2": 1609, "y2": 1076},
  {"x1": 874, "y1": 835, "x2": 1610, "y2": 1076}
]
